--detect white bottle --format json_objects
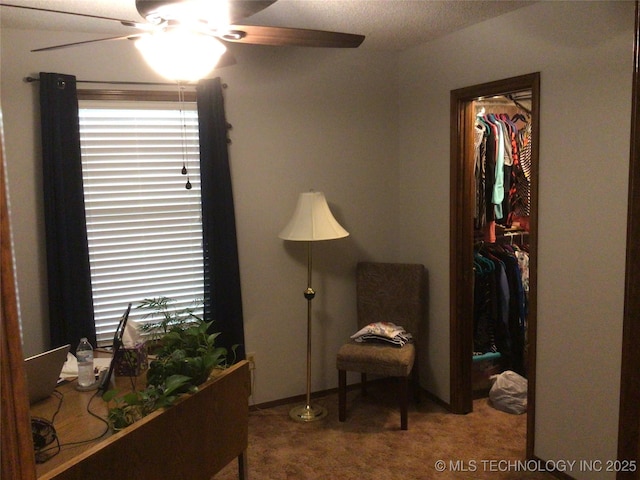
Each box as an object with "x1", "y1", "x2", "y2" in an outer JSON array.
[{"x1": 76, "y1": 337, "x2": 94, "y2": 387}]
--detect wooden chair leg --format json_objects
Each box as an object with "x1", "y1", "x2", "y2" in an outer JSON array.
[
  {"x1": 399, "y1": 376, "x2": 408, "y2": 430},
  {"x1": 412, "y1": 360, "x2": 421, "y2": 404},
  {"x1": 238, "y1": 450, "x2": 247, "y2": 480},
  {"x1": 338, "y1": 369, "x2": 347, "y2": 422},
  {"x1": 361, "y1": 373, "x2": 367, "y2": 396}
]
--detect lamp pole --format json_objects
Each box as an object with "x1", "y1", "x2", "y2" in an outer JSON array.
[
  {"x1": 289, "y1": 241, "x2": 327, "y2": 422},
  {"x1": 279, "y1": 191, "x2": 348, "y2": 423}
]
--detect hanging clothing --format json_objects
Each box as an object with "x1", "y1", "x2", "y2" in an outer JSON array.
[
  {"x1": 473, "y1": 112, "x2": 531, "y2": 235},
  {"x1": 474, "y1": 123, "x2": 487, "y2": 229},
  {"x1": 473, "y1": 243, "x2": 528, "y2": 376},
  {"x1": 516, "y1": 122, "x2": 532, "y2": 217}
]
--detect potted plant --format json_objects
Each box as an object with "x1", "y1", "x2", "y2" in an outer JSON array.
[
  {"x1": 137, "y1": 297, "x2": 203, "y2": 346},
  {"x1": 104, "y1": 297, "x2": 236, "y2": 430},
  {"x1": 105, "y1": 374, "x2": 192, "y2": 430},
  {"x1": 146, "y1": 315, "x2": 232, "y2": 390}
]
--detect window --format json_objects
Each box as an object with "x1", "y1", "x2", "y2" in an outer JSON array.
[{"x1": 78, "y1": 91, "x2": 204, "y2": 345}]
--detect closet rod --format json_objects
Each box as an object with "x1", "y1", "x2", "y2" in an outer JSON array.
[
  {"x1": 499, "y1": 231, "x2": 529, "y2": 245},
  {"x1": 23, "y1": 76, "x2": 200, "y2": 87},
  {"x1": 508, "y1": 91, "x2": 531, "y2": 101}
]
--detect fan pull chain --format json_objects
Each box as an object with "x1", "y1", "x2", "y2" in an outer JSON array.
[{"x1": 178, "y1": 84, "x2": 191, "y2": 190}]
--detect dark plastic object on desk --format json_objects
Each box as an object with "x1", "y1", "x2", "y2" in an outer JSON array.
[{"x1": 97, "y1": 303, "x2": 132, "y2": 392}]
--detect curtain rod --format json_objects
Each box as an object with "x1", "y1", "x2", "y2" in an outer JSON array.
[{"x1": 23, "y1": 76, "x2": 200, "y2": 87}]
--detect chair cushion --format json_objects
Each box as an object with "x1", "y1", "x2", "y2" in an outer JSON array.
[{"x1": 336, "y1": 341, "x2": 415, "y2": 377}]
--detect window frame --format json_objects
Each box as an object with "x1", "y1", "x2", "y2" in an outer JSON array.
[{"x1": 77, "y1": 88, "x2": 204, "y2": 346}]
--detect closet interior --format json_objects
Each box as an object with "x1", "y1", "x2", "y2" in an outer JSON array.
[{"x1": 471, "y1": 92, "x2": 533, "y2": 396}]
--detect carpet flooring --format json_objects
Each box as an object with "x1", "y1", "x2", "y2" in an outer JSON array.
[{"x1": 215, "y1": 382, "x2": 556, "y2": 480}]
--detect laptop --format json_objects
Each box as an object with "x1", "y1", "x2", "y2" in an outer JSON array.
[{"x1": 24, "y1": 344, "x2": 70, "y2": 404}]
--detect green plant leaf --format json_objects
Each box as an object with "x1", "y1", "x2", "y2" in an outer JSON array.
[
  {"x1": 163, "y1": 374, "x2": 192, "y2": 395},
  {"x1": 123, "y1": 391, "x2": 142, "y2": 405},
  {"x1": 102, "y1": 389, "x2": 119, "y2": 402}
]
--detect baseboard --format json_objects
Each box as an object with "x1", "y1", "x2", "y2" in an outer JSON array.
[
  {"x1": 250, "y1": 378, "x2": 450, "y2": 412},
  {"x1": 421, "y1": 389, "x2": 452, "y2": 411},
  {"x1": 250, "y1": 387, "x2": 337, "y2": 411}
]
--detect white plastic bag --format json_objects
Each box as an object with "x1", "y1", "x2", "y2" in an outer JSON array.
[{"x1": 489, "y1": 370, "x2": 528, "y2": 414}]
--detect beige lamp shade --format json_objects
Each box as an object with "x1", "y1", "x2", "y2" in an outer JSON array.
[{"x1": 279, "y1": 191, "x2": 349, "y2": 241}]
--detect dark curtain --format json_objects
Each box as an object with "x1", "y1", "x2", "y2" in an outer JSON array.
[
  {"x1": 196, "y1": 77, "x2": 246, "y2": 360},
  {"x1": 39, "y1": 72, "x2": 96, "y2": 351}
]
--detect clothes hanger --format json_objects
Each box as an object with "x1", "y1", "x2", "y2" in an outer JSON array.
[{"x1": 474, "y1": 252, "x2": 495, "y2": 273}]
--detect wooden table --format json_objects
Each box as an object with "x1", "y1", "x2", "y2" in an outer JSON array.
[{"x1": 31, "y1": 360, "x2": 250, "y2": 480}]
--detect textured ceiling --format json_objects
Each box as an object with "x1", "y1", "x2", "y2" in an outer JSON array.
[{"x1": 0, "y1": 0, "x2": 534, "y2": 51}]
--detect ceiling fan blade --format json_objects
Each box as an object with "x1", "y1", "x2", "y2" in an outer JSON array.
[
  {"x1": 135, "y1": 0, "x2": 276, "y2": 23},
  {"x1": 0, "y1": 3, "x2": 138, "y2": 24},
  {"x1": 227, "y1": 0, "x2": 277, "y2": 23},
  {"x1": 32, "y1": 35, "x2": 141, "y2": 53},
  {"x1": 216, "y1": 50, "x2": 238, "y2": 69},
  {"x1": 221, "y1": 25, "x2": 365, "y2": 48}
]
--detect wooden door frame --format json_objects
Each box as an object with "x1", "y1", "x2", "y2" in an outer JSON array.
[
  {"x1": 617, "y1": 2, "x2": 640, "y2": 477},
  {"x1": 1, "y1": 125, "x2": 38, "y2": 478},
  {"x1": 449, "y1": 73, "x2": 540, "y2": 459}
]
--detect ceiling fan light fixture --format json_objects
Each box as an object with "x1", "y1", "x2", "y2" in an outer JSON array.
[
  {"x1": 221, "y1": 30, "x2": 246, "y2": 41},
  {"x1": 135, "y1": 27, "x2": 226, "y2": 82},
  {"x1": 139, "y1": 0, "x2": 231, "y2": 30}
]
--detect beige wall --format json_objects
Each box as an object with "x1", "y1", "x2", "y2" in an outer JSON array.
[
  {"x1": 1, "y1": 1, "x2": 635, "y2": 476},
  {"x1": 398, "y1": 1, "x2": 633, "y2": 477}
]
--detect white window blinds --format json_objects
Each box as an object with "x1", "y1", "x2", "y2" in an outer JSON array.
[{"x1": 78, "y1": 100, "x2": 204, "y2": 346}]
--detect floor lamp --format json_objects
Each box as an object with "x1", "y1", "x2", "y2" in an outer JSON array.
[{"x1": 279, "y1": 191, "x2": 349, "y2": 422}]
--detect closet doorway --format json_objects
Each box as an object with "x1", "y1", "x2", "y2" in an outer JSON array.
[{"x1": 449, "y1": 73, "x2": 540, "y2": 457}]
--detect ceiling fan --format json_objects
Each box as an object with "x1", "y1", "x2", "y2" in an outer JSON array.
[{"x1": 1, "y1": 0, "x2": 365, "y2": 80}]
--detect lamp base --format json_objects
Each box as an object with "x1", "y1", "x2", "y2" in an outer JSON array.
[{"x1": 289, "y1": 404, "x2": 328, "y2": 422}]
